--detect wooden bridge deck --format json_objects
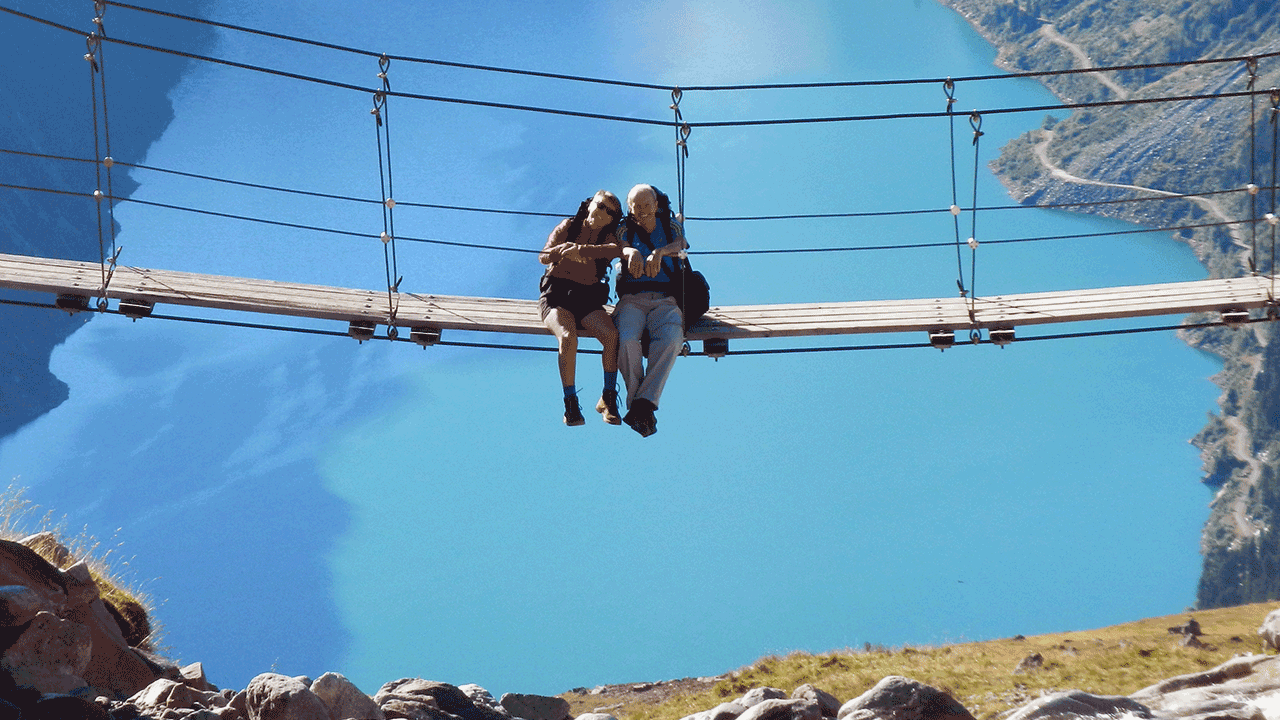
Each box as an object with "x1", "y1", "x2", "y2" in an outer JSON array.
[{"x1": 0, "y1": 251, "x2": 1275, "y2": 342}]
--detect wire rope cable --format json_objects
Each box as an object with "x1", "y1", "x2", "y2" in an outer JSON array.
[
  {"x1": 13, "y1": 145, "x2": 1265, "y2": 224},
  {"x1": 3, "y1": 5, "x2": 1277, "y2": 130},
  {"x1": 80, "y1": 1, "x2": 1280, "y2": 93},
  {"x1": 966, "y1": 111, "x2": 983, "y2": 323},
  {"x1": 944, "y1": 80, "x2": 966, "y2": 297}
]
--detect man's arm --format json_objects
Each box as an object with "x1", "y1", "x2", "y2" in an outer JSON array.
[{"x1": 643, "y1": 220, "x2": 688, "y2": 277}]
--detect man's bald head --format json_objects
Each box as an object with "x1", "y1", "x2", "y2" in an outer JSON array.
[{"x1": 627, "y1": 184, "x2": 658, "y2": 233}]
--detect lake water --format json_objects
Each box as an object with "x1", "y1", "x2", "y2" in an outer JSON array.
[{"x1": 0, "y1": 0, "x2": 1220, "y2": 698}]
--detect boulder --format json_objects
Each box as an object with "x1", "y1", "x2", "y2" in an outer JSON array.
[
  {"x1": 1012, "y1": 653, "x2": 1043, "y2": 674},
  {"x1": 17, "y1": 533, "x2": 73, "y2": 569},
  {"x1": 0, "y1": 585, "x2": 50, "y2": 627},
  {"x1": 25, "y1": 694, "x2": 110, "y2": 720},
  {"x1": 312, "y1": 671, "x2": 384, "y2": 720},
  {"x1": 0, "y1": 540, "x2": 158, "y2": 698},
  {"x1": 182, "y1": 662, "x2": 217, "y2": 693},
  {"x1": 246, "y1": 672, "x2": 332, "y2": 720},
  {"x1": 380, "y1": 679, "x2": 508, "y2": 720},
  {"x1": 836, "y1": 676, "x2": 973, "y2": 720},
  {"x1": 707, "y1": 701, "x2": 748, "y2": 720},
  {"x1": 1177, "y1": 634, "x2": 1207, "y2": 649},
  {"x1": 381, "y1": 697, "x2": 442, "y2": 720},
  {"x1": 0, "y1": 541, "x2": 68, "y2": 598},
  {"x1": 791, "y1": 684, "x2": 840, "y2": 718},
  {"x1": 500, "y1": 693, "x2": 571, "y2": 720},
  {"x1": 130, "y1": 678, "x2": 204, "y2": 711},
  {"x1": 1001, "y1": 691, "x2": 1152, "y2": 720},
  {"x1": 64, "y1": 595, "x2": 158, "y2": 696},
  {"x1": 1130, "y1": 654, "x2": 1280, "y2": 718},
  {"x1": 459, "y1": 684, "x2": 509, "y2": 717},
  {"x1": 1259, "y1": 608, "x2": 1280, "y2": 651},
  {"x1": 0, "y1": 610, "x2": 92, "y2": 693},
  {"x1": 575, "y1": 714, "x2": 619, "y2": 720},
  {"x1": 739, "y1": 688, "x2": 787, "y2": 708},
  {"x1": 738, "y1": 698, "x2": 821, "y2": 720}
]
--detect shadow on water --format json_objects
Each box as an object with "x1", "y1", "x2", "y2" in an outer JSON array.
[{"x1": 0, "y1": 1, "x2": 365, "y2": 690}]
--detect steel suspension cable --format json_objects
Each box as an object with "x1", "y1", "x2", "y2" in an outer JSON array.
[
  {"x1": 85, "y1": 0, "x2": 122, "y2": 310},
  {"x1": 944, "y1": 80, "x2": 966, "y2": 297},
  {"x1": 6, "y1": 5, "x2": 1277, "y2": 131},
  {"x1": 1, "y1": 180, "x2": 1265, "y2": 259},
  {"x1": 371, "y1": 55, "x2": 402, "y2": 335},
  {"x1": 86, "y1": 30, "x2": 107, "y2": 290},
  {"x1": 85, "y1": 2, "x2": 1280, "y2": 93},
  {"x1": 1270, "y1": 88, "x2": 1279, "y2": 305},
  {"x1": 1248, "y1": 58, "x2": 1260, "y2": 274},
  {"x1": 967, "y1": 111, "x2": 984, "y2": 325},
  {"x1": 671, "y1": 87, "x2": 691, "y2": 322},
  {"x1": 7, "y1": 145, "x2": 1267, "y2": 225}
]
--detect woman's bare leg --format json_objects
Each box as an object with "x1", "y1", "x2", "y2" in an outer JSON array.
[{"x1": 544, "y1": 308, "x2": 579, "y2": 388}]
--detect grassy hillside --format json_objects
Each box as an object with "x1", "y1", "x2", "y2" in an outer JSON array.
[{"x1": 564, "y1": 601, "x2": 1280, "y2": 720}]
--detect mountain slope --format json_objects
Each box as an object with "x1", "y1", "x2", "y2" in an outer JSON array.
[{"x1": 932, "y1": 0, "x2": 1280, "y2": 609}]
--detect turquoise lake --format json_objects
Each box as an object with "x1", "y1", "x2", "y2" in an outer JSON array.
[{"x1": 0, "y1": 0, "x2": 1224, "y2": 698}]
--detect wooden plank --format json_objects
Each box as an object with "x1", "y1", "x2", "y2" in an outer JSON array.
[{"x1": 0, "y1": 251, "x2": 1275, "y2": 342}]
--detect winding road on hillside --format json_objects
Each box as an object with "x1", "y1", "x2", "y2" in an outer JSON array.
[
  {"x1": 1038, "y1": 24, "x2": 1130, "y2": 100},
  {"x1": 1030, "y1": 24, "x2": 1265, "y2": 546}
]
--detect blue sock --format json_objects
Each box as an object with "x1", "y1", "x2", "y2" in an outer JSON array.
[
  {"x1": 563, "y1": 385, "x2": 577, "y2": 399},
  {"x1": 604, "y1": 371, "x2": 617, "y2": 393}
]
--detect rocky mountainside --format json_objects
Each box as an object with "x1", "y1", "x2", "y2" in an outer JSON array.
[{"x1": 933, "y1": 0, "x2": 1280, "y2": 608}]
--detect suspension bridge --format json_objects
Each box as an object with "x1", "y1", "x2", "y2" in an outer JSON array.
[{"x1": 2, "y1": 1, "x2": 1280, "y2": 355}]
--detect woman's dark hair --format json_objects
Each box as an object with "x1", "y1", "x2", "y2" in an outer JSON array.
[{"x1": 565, "y1": 192, "x2": 621, "y2": 282}]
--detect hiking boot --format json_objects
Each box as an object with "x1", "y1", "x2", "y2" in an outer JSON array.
[
  {"x1": 596, "y1": 389, "x2": 622, "y2": 425},
  {"x1": 563, "y1": 396, "x2": 585, "y2": 426},
  {"x1": 623, "y1": 399, "x2": 658, "y2": 438}
]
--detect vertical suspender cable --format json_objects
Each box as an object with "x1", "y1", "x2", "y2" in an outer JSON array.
[
  {"x1": 944, "y1": 79, "x2": 967, "y2": 297},
  {"x1": 1247, "y1": 58, "x2": 1259, "y2": 274},
  {"x1": 1269, "y1": 88, "x2": 1279, "y2": 306},
  {"x1": 671, "y1": 87, "x2": 692, "y2": 343},
  {"x1": 372, "y1": 54, "x2": 402, "y2": 337},
  {"x1": 967, "y1": 111, "x2": 984, "y2": 328},
  {"x1": 671, "y1": 88, "x2": 689, "y2": 219},
  {"x1": 86, "y1": 0, "x2": 120, "y2": 310}
]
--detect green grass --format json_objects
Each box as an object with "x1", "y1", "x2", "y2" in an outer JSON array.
[{"x1": 568, "y1": 602, "x2": 1280, "y2": 720}]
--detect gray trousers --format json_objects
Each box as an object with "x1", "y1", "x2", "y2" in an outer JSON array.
[{"x1": 615, "y1": 292, "x2": 683, "y2": 410}]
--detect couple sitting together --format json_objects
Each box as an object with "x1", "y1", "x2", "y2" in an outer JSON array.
[{"x1": 537, "y1": 183, "x2": 690, "y2": 438}]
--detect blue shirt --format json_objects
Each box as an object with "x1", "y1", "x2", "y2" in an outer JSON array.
[{"x1": 618, "y1": 217, "x2": 684, "y2": 293}]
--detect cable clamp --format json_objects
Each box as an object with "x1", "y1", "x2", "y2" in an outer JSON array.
[
  {"x1": 1247, "y1": 57, "x2": 1258, "y2": 90},
  {"x1": 97, "y1": 245, "x2": 123, "y2": 311},
  {"x1": 371, "y1": 91, "x2": 386, "y2": 126},
  {"x1": 677, "y1": 123, "x2": 691, "y2": 157},
  {"x1": 944, "y1": 78, "x2": 956, "y2": 110},
  {"x1": 969, "y1": 112, "x2": 984, "y2": 144},
  {"x1": 84, "y1": 34, "x2": 101, "y2": 71}
]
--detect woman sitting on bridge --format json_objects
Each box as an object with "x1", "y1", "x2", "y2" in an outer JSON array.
[{"x1": 538, "y1": 190, "x2": 625, "y2": 426}]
